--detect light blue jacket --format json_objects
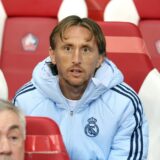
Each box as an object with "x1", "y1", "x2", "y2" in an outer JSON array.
[{"x1": 13, "y1": 57, "x2": 148, "y2": 160}]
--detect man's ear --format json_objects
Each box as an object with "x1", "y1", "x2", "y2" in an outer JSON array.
[
  {"x1": 96, "y1": 55, "x2": 104, "y2": 68},
  {"x1": 49, "y1": 47, "x2": 56, "y2": 64}
]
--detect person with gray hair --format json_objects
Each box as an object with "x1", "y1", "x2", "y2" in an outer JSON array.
[{"x1": 0, "y1": 99, "x2": 25, "y2": 160}]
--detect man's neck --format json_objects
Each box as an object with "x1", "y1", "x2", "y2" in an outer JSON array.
[{"x1": 59, "y1": 82, "x2": 87, "y2": 100}]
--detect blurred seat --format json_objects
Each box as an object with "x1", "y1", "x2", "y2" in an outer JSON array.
[
  {"x1": 0, "y1": 69, "x2": 8, "y2": 99},
  {"x1": 134, "y1": 0, "x2": 160, "y2": 71},
  {"x1": 0, "y1": 0, "x2": 62, "y2": 100},
  {"x1": 98, "y1": 21, "x2": 154, "y2": 92},
  {"x1": 25, "y1": 116, "x2": 69, "y2": 160},
  {"x1": 0, "y1": 0, "x2": 8, "y2": 99},
  {"x1": 58, "y1": 0, "x2": 88, "y2": 21},
  {"x1": 0, "y1": 0, "x2": 6, "y2": 53},
  {"x1": 98, "y1": 22, "x2": 160, "y2": 160},
  {"x1": 138, "y1": 68, "x2": 160, "y2": 160},
  {"x1": 85, "y1": 0, "x2": 109, "y2": 21},
  {"x1": 103, "y1": 0, "x2": 140, "y2": 25},
  {"x1": 135, "y1": 0, "x2": 160, "y2": 146}
]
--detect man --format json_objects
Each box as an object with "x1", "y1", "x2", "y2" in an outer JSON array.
[
  {"x1": 0, "y1": 99, "x2": 25, "y2": 160},
  {"x1": 13, "y1": 15, "x2": 148, "y2": 160}
]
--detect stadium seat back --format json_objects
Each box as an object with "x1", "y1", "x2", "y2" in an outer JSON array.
[
  {"x1": 0, "y1": 69, "x2": 8, "y2": 99},
  {"x1": 138, "y1": 68, "x2": 160, "y2": 160},
  {"x1": 98, "y1": 21, "x2": 154, "y2": 92},
  {"x1": 103, "y1": 0, "x2": 140, "y2": 25},
  {"x1": 86, "y1": 0, "x2": 109, "y2": 21},
  {"x1": 134, "y1": 0, "x2": 160, "y2": 71},
  {"x1": 57, "y1": 0, "x2": 88, "y2": 21},
  {"x1": 25, "y1": 116, "x2": 69, "y2": 160},
  {"x1": 0, "y1": 0, "x2": 62, "y2": 100}
]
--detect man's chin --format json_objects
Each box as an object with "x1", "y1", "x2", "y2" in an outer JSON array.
[
  {"x1": 64, "y1": 78, "x2": 89, "y2": 89},
  {"x1": 69, "y1": 81, "x2": 85, "y2": 88}
]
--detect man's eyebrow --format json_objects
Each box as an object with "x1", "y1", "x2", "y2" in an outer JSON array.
[{"x1": 8, "y1": 125, "x2": 20, "y2": 131}]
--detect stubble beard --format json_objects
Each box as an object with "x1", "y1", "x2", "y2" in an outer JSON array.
[{"x1": 0, "y1": 156, "x2": 13, "y2": 160}]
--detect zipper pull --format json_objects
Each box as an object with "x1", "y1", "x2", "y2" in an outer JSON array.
[{"x1": 70, "y1": 111, "x2": 73, "y2": 116}]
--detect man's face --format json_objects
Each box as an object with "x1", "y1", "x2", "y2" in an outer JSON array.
[
  {"x1": 49, "y1": 26, "x2": 104, "y2": 89},
  {"x1": 0, "y1": 110, "x2": 24, "y2": 160}
]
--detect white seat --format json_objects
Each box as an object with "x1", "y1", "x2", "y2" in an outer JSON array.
[
  {"x1": 0, "y1": 0, "x2": 7, "y2": 54},
  {"x1": 103, "y1": 0, "x2": 140, "y2": 25},
  {"x1": 0, "y1": 69, "x2": 8, "y2": 100},
  {"x1": 138, "y1": 68, "x2": 160, "y2": 160},
  {"x1": 58, "y1": 0, "x2": 88, "y2": 21},
  {"x1": 0, "y1": 1, "x2": 8, "y2": 100}
]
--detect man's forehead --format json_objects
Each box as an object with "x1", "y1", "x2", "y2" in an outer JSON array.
[
  {"x1": 0, "y1": 110, "x2": 21, "y2": 132},
  {"x1": 62, "y1": 26, "x2": 93, "y2": 41}
]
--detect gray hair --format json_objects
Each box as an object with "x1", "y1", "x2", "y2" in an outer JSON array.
[{"x1": 0, "y1": 99, "x2": 26, "y2": 139}]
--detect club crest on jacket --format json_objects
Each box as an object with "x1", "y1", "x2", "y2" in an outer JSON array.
[{"x1": 85, "y1": 117, "x2": 99, "y2": 137}]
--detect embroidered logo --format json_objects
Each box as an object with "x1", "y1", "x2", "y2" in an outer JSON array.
[
  {"x1": 22, "y1": 33, "x2": 38, "y2": 51},
  {"x1": 85, "y1": 117, "x2": 99, "y2": 137}
]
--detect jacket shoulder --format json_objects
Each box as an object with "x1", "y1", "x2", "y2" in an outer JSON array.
[
  {"x1": 12, "y1": 81, "x2": 45, "y2": 114},
  {"x1": 101, "y1": 82, "x2": 142, "y2": 114}
]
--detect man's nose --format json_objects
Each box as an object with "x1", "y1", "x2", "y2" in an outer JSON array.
[
  {"x1": 0, "y1": 138, "x2": 12, "y2": 155},
  {"x1": 72, "y1": 49, "x2": 82, "y2": 64}
]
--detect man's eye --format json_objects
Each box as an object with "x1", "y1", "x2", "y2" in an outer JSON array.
[
  {"x1": 9, "y1": 136, "x2": 19, "y2": 142},
  {"x1": 82, "y1": 47, "x2": 90, "y2": 54},
  {"x1": 10, "y1": 136, "x2": 18, "y2": 140},
  {"x1": 64, "y1": 46, "x2": 72, "y2": 52}
]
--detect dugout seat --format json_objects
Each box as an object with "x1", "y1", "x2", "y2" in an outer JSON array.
[
  {"x1": 85, "y1": 0, "x2": 109, "y2": 21},
  {"x1": 0, "y1": 0, "x2": 62, "y2": 100},
  {"x1": 98, "y1": 21, "x2": 160, "y2": 160},
  {"x1": 0, "y1": 69, "x2": 8, "y2": 99},
  {"x1": 57, "y1": 0, "x2": 88, "y2": 21},
  {"x1": 134, "y1": 1, "x2": 160, "y2": 159},
  {"x1": 0, "y1": 0, "x2": 7, "y2": 99},
  {"x1": 138, "y1": 68, "x2": 160, "y2": 160},
  {"x1": 103, "y1": 0, "x2": 139, "y2": 25},
  {"x1": 134, "y1": 0, "x2": 160, "y2": 71},
  {"x1": 98, "y1": 21, "x2": 154, "y2": 92},
  {"x1": 25, "y1": 116, "x2": 69, "y2": 160}
]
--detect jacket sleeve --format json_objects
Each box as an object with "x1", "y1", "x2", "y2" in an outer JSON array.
[{"x1": 108, "y1": 100, "x2": 149, "y2": 160}]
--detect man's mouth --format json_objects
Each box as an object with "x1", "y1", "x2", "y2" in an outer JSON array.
[
  {"x1": 70, "y1": 68, "x2": 83, "y2": 77},
  {"x1": 70, "y1": 68, "x2": 82, "y2": 73}
]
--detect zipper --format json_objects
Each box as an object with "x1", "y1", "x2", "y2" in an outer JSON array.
[
  {"x1": 70, "y1": 110, "x2": 74, "y2": 116},
  {"x1": 67, "y1": 109, "x2": 75, "y2": 158}
]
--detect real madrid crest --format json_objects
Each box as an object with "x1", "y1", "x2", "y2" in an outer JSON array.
[{"x1": 85, "y1": 117, "x2": 99, "y2": 137}]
